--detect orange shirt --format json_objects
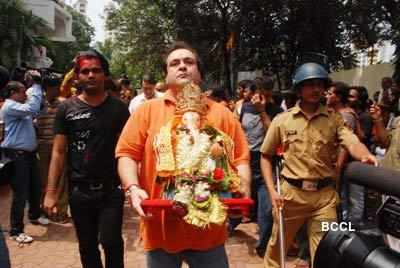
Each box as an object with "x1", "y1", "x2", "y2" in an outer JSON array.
[{"x1": 115, "y1": 90, "x2": 249, "y2": 252}]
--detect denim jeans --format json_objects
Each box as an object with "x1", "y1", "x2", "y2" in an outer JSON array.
[
  {"x1": 250, "y1": 151, "x2": 273, "y2": 253},
  {"x1": 254, "y1": 184, "x2": 273, "y2": 251},
  {"x1": 146, "y1": 245, "x2": 229, "y2": 268},
  {"x1": 8, "y1": 151, "x2": 41, "y2": 236},
  {"x1": 339, "y1": 173, "x2": 365, "y2": 225},
  {"x1": 338, "y1": 175, "x2": 349, "y2": 221},
  {"x1": 69, "y1": 185, "x2": 125, "y2": 268}
]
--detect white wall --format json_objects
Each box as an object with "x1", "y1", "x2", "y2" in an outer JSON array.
[
  {"x1": 22, "y1": 0, "x2": 75, "y2": 42},
  {"x1": 330, "y1": 63, "x2": 394, "y2": 96},
  {"x1": 23, "y1": 0, "x2": 55, "y2": 29}
]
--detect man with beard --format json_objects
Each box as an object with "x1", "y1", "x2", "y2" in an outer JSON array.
[
  {"x1": 44, "y1": 50, "x2": 130, "y2": 268},
  {"x1": 116, "y1": 41, "x2": 250, "y2": 268}
]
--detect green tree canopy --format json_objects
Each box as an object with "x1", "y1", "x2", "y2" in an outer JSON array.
[
  {"x1": 0, "y1": 0, "x2": 49, "y2": 68},
  {"x1": 103, "y1": 0, "x2": 176, "y2": 86},
  {"x1": 103, "y1": 0, "x2": 400, "y2": 92}
]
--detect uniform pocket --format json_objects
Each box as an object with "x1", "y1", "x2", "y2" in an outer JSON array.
[
  {"x1": 314, "y1": 139, "x2": 329, "y2": 156},
  {"x1": 283, "y1": 134, "x2": 303, "y2": 155},
  {"x1": 312, "y1": 132, "x2": 334, "y2": 161}
]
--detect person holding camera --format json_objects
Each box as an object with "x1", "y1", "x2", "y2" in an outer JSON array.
[{"x1": 0, "y1": 73, "x2": 47, "y2": 244}]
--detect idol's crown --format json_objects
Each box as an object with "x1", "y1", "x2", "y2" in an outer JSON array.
[{"x1": 175, "y1": 82, "x2": 208, "y2": 115}]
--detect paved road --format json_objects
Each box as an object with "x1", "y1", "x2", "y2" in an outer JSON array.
[{"x1": 0, "y1": 185, "x2": 300, "y2": 268}]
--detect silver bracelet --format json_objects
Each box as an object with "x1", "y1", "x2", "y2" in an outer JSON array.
[{"x1": 125, "y1": 184, "x2": 141, "y2": 195}]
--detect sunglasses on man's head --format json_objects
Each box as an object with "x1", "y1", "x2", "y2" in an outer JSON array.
[{"x1": 80, "y1": 67, "x2": 103, "y2": 75}]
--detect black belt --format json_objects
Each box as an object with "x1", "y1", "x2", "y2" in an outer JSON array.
[
  {"x1": 70, "y1": 181, "x2": 120, "y2": 192},
  {"x1": 283, "y1": 177, "x2": 335, "y2": 190},
  {"x1": 2, "y1": 148, "x2": 35, "y2": 157}
]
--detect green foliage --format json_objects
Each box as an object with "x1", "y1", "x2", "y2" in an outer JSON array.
[
  {"x1": 175, "y1": 0, "x2": 240, "y2": 93},
  {"x1": 103, "y1": 0, "x2": 400, "y2": 91},
  {"x1": 103, "y1": 0, "x2": 176, "y2": 85},
  {"x1": 0, "y1": 0, "x2": 49, "y2": 68},
  {"x1": 370, "y1": 0, "x2": 400, "y2": 83}
]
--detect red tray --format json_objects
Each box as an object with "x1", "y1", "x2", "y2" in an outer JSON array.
[{"x1": 141, "y1": 198, "x2": 254, "y2": 216}]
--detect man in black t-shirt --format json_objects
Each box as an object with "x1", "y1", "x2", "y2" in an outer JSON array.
[{"x1": 44, "y1": 50, "x2": 130, "y2": 268}]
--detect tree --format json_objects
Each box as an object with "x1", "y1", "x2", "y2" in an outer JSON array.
[
  {"x1": 172, "y1": 0, "x2": 360, "y2": 91},
  {"x1": 174, "y1": 0, "x2": 243, "y2": 94},
  {"x1": 104, "y1": 0, "x2": 400, "y2": 92},
  {"x1": 0, "y1": 0, "x2": 49, "y2": 68},
  {"x1": 47, "y1": 5, "x2": 94, "y2": 72},
  {"x1": 95, "y1": 39, "x2": 113, "y2": 61},
  {"x1": 373, "y1": 0, "x2": 400, "y2": 83},
  {"x1": 340, "y1": 0, "x2": 400, "y2": 83},
  {"x1": 104, "y1": 0, "x2": 176, "y2": 85}
]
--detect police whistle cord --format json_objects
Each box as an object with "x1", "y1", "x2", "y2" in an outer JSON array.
[{"x1": 275, "y1": 148, "x2": 286, "y2": 268}]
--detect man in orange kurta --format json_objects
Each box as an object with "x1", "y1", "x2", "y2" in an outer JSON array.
[{"x1": 116, "y1": 41, "x2": 250, "y2": 267}]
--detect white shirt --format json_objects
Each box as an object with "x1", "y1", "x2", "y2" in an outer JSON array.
[{"x1": 128, "y1": 91, "x2": 164, "y2": 114}]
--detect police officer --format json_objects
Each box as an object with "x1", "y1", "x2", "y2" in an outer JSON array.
[{"x1": 259, "y1": 63, "x2": 377, "y2": 268}]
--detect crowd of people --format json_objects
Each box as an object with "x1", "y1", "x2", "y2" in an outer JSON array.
[{"x1": 0, "y1": 41, "x2": 398, "y2": 268}]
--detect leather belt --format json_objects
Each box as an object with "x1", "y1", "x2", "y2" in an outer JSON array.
[
  {"x1": 283, "y1": 176, "x2": 335, "y2": 191},
  {"x1": 70, "y1": 181, "x2": 120, "y2": 192},
  {"x1": 2, "y1": 148, "x2": 35, "y2": 157}
]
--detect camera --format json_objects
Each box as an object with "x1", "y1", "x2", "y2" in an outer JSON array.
[{"x1": 314, "y1": 163, "x2": 400, "y2": 268}]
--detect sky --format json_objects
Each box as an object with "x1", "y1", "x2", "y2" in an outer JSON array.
[
  {"x1": 87, "y1": 0, "x2": 113, "y2": 42},
  {"x1": 69, "y1": 0, "x2": 113, "y2": 42}
]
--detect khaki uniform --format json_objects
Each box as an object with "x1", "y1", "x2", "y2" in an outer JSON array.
[
  {"x1": 260, "y1": 104, "x2": 359, "y2": 268},
  {"x1": 380, "y1": 118, "x2": 400, "y2": 170}
]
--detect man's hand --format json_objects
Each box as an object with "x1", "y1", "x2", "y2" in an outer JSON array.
[
  {"x1": 43, "y1": 191, "x2": 58, "y2": 215},
  {"x1": 270, "y1": 189, "x2": 284, "y2": 216},
  {"x1": 127, "y1": 186, "x2": 150, "y2": 217},
  {"x1": 26, "y1": 70, "x2": 41, "y2": 79},
  {"x1": 369, "y1": 103, "x2": 382, "y2": 121},
  {"x1": 240, "y1": 183, "x2": 251, "y2": 198},
  {"x1": 236, "y1": 164, "x2": 251, "y2": 198},
  {"x1": 361, "y1": 154, "x2": 379, "y2": 167},
  {"x1": 251, "y1": 93, "x2": 266, "y2": 113}
]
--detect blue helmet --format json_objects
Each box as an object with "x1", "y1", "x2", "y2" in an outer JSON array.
[{"x1": 292, "y1": 63, "x2": 329, "y2": 89}]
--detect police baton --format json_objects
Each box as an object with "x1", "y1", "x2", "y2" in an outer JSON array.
[{"x1": 275, "y1": 146, "x2": 286, "y2": 268}]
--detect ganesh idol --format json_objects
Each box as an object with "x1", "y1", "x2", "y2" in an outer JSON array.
[{"x1": 153, "y1": 82, "x2": 244, "y2": 228}]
